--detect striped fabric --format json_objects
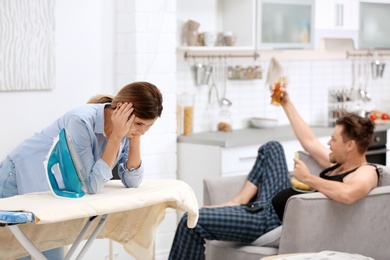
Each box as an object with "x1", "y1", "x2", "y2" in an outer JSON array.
[{"x1": 169, "y1": 141, "x2": 291, "y2": 260}]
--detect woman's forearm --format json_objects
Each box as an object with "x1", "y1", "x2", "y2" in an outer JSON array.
[
  {"x1": 101, "y1": 135, "x2": 122, "y2": 168},
  {"x1": 127, "y1": 136, "x2": 141, "y2": 169}
]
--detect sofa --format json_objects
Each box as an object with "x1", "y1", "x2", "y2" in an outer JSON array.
[{"x1": 203, "y1": 151, "x2": 390, "y2": 260}]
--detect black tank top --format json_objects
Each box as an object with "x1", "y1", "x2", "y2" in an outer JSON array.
[
  {"x1": 319, "y1": 164, "x2": 357, "y2": 181},
  {"x1": 272, "y1": 164, "x2": 380, "y2": 221}
]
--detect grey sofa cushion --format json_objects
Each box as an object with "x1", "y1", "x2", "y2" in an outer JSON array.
[
  {"x1": 279, "y1": 185, "x2": 390, "y2": 259},
  {"x1": 297, "y1": 151, "x2": 324, "y2": 176},
  {"x1": 376, "y1": 164, "x2": 390, "y2": 186},
  {"x1": 206, "y1": 240, "x2": 278, "y2": 260},
  {"x1": 251, "y1": 226, "x2": 282, "y2": 247}
]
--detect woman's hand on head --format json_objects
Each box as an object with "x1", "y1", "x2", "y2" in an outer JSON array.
[{"x1": 111, "y1": 102, "x2": 135, "y2": 140}]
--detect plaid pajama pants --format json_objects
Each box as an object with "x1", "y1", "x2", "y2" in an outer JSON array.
[{"x1": 168, "y1": 141, "x2": 291, "y2": 260}]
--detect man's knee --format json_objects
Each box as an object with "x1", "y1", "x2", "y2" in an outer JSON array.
[
  {"x1": 258, "y1": 141, "x2": 283, "y2": 153},
  {"x1": 266, "y1": 141, "x2": 283, "y2": 149}
]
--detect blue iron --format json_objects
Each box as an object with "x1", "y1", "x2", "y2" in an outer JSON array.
[{"x1": 45, "y1": 128, "x2": 85, "y2": 198}]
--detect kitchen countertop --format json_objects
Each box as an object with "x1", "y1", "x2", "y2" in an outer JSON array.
[{"x1": 177, "y1": 124, "x2": 390, "y2": 148}]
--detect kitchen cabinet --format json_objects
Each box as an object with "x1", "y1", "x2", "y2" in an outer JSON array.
[
  {"x1": 359, "y1": 1, "x2": 390, "y2": 49},
  {"x1": 177, "y1": 0, "x2": 345, "y2": 60},
  {"x1": 178, "y1": 0, "x2": 318, "y2": 57},
  {"x1": 257, "y1": 0, "x2": 315, "y2": 49},
  {"x1": 218, "y1": 0, "x2": 255, "y2": 48},
  {"x1": 315, "y1": 0, "x2": 359, "y2": 31},
  {"x1": 178, "y1": 0, "x2": 390, "y2": 59},
  {"x1": 177, "y1": 0, "x2": 255, "y2": 49},
  {"x1": 179, "y1": 0, "x2": 315, "y2": 51},
  {"x1": 314, "y1": 0, "x2": 359, "y2": 49}
]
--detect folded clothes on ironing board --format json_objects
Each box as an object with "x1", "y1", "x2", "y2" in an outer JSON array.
[{"x1": 0, "y1": 179, "x2": 199, "y2": 260}]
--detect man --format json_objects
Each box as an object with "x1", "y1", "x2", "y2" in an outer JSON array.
[{"x1": 168, "y1": 89, "x2": 378, "y2": 260}]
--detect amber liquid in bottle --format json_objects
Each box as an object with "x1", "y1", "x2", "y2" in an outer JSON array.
[{"x1": 271, "y1": 76, "x2": 285, "y2": 106}]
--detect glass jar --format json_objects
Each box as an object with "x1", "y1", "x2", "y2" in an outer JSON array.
[
  {"x1": 177, "y1": 93, "x2": 195, "y2": 136},
  {"x1": 217, "y1": 103, "x2": 232, "y2": 132}
]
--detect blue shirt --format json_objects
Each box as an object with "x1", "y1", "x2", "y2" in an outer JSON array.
[{"x1": 7, "y1": 103, "x2": 144, "y2": 195}]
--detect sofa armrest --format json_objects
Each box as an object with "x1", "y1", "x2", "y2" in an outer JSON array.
[
  {"x1": 297, "y1": 150, "x2": 324, "y2": 176},
  {"x1": 279, "y1": 186, "x2": 390, "y2": 259},
  {"x1": 203, "y1": 175, "x2": 247, "y2": 205}
]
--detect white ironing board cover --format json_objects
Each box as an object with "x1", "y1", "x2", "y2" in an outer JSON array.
[{"x1": 0, "y1": 179, "x2": 199, "y2": 259}]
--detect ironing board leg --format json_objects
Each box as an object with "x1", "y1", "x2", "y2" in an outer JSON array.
[
  {"x1": 64, "y1": 215, "x2": 98, "y2": 260},
  {"x1": 8, "y1": 225, "x2": 47, "y2": 260},
  {"x1": 75, "y1": 214, "x2": 109, "y2": 260}
]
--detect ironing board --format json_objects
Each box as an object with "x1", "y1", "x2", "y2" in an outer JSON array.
[{"x1": 0, "y1": 179, "x2": 199, "y2": 260}]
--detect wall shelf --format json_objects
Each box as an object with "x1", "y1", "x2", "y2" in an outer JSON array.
[
  {"x1": 177, "y1": 47, "x2": 351, "y2": 61},
  {"x1": 347, "y1": 50, "x2": 390, "y2": 58}
]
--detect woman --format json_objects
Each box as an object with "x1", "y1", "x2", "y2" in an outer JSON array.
[{"x1": 0, "y1": 81, "x2": 163, "y2": 259}]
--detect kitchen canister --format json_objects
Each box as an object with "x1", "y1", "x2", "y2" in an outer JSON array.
[
  {"x1": 203, "y1": 31, "x2": 217, "y2": 47},
  {"x1": 223, "y1": 31, "x2": 236, "y2": 46},
  {"x1": 177, "y1": 93, "x2": 195, "y2": 136},
  {"x1": 184, "y1": 20, "x2": 200, "y2": 46}
]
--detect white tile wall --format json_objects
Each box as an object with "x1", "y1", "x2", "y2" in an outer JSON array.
[
  {"x1": 177, "y1": 58, "x2": 390, "y2": 132},
  {"x1": 114, "y1": 1, "x2": 179, "y2": 259}
]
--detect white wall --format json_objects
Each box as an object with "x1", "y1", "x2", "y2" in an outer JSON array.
[
  {"x1": 0, "y1": 0, "x2": 178, "y2": 259},
  {"x1": 0, "y1": 0, "x2": 114, "y2": 159},
  {"x1": 114, "y1": 0, "x2": 179, "y2": 259}
]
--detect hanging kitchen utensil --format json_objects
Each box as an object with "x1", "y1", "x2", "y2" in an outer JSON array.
[
  {"x1": 204, "y1": 59, "x2": 220, "y2": 131},
  {"x1": 203, "y1": 64, "x2": 212, "y2": 85},
  {"x1": 357, "y1": 59, "x2": 365, "y2": 100},
  {"x1": 371, "y1": 58, "x2": 381, "y2": 79},
  {"x1": 362, "y1": 57, "x2": 371, "y2": 102},
  {"x1": 219, "y1": 57, "x2": 233, "y2": 107},
  {"x1": 349, "y1": 57, "x2": 360, "y2": 102},
  {"x1": 192, "y1": 60, "x2": 213, "y2": 86},
  {"x1": 371, "y1": 54, "x2": 386, "y2": 79},
  {"x1": 193, "y1": 63, "x2": 205, "y2": 85},
  {"x1": 201, "y1": 61, "x2": 214, "y2": 132},
  {"x1": 378, "y1": 62, "x2": 386, "y2": 78},
  {"x1": 217, "y1": 57, "x2": 233, "y2": 132},
  {"x1": 208, "y1": 61, "x2": 220, "y2": 104}
]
